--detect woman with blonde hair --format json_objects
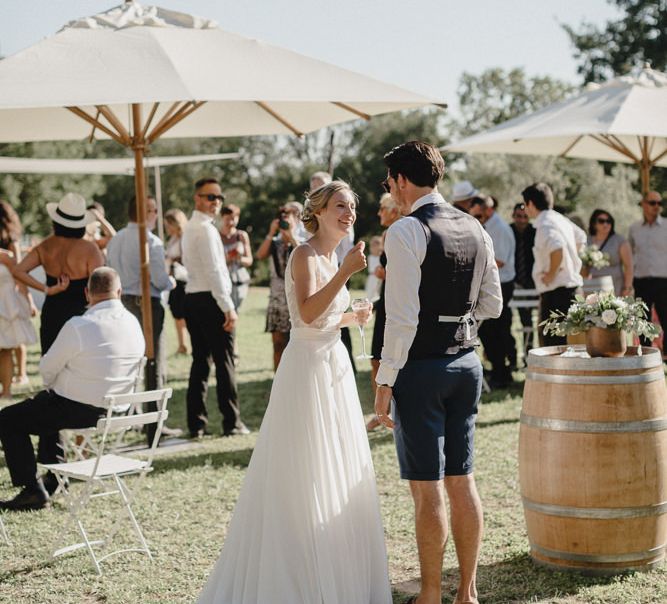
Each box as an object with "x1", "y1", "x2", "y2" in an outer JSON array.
[
  {"x1": 164, "y1": 208, "x2": 189, "y2": 355},
  {"x1": 197, "y1": 181, "x2": 391, "y2": 604}
]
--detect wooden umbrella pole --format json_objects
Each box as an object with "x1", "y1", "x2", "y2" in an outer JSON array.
[{"x1": 131, "y1": 103, "x2": 155, "y2": 361}]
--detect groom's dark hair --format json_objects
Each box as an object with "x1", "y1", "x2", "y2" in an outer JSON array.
[{"x1": 383, "y1": 141, "x2": 445, "y2": 188}]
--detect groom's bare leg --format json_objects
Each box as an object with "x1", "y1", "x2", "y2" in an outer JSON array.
[
  {"x1": 409, "y1": 479, "x2": 447, "y2": 604},
  {"x1": 445, "y1": 474, "x2": 483, "y2": 603}
]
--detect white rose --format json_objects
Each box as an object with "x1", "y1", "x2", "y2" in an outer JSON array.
[
  {"x1": 585, "y1": 293, "x2": 599, "y2": 305},
  {"x1": 601, "y1": 309, "x2": 618, "y2": 325}
]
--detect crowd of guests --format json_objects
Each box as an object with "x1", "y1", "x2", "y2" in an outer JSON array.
[
  {"x1": 0, "y1": 171, "x2": 664, "y2": 508},
  {"x1": 450, "y1": 180, "x2": 665, "y2": 387}
]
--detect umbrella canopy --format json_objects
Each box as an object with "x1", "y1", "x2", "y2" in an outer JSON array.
[
  {"x1": 0, "y1": 1, "x2": 442, "y2": 142},
  {"x1": 0, "y1": 0, "x2": 444, "y2": 372},
  {"x1": 445, "y1": 65, "x2": 667, "y2": 194}
]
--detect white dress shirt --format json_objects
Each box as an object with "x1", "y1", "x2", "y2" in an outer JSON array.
[
  {"x1": 376, "y1": 192, "x2": 503, "y2": 387},
  {"x1": 484, "y1": 211, "x2": 516, "y2": 283},
  {"x1": 629, "y1": 216, "x2": 667, "y2": 279},
  {"x1": 39, "y1": 299, "x2": 145, "y2": 408},
  {"x1": 181, "y1": 210, "x2": 235, "y2": 313},
  {"x1": 106, "y1": 223, "x2": 174, "y2": 298},
  {"x1": 532, "y1": 209, "x2": 586, "y2": 294}
]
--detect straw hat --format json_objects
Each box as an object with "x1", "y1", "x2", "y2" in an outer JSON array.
[
  {"x1": 46, "y1": 193, "x2": 95, "y2": 228},
  {"x1": 451, "y1": 180, "x2": 479, "y2": 203}
]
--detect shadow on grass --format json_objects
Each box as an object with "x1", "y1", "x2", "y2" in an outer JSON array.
[
  {"x1": 151, "y1": 446, "x2": 254, "y2": 475},
  {"x1": 395, "y1": 552, "x2": 624, "y2": 604}
]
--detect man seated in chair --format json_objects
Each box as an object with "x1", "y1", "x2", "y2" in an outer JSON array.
[{"x1": 0, "y1": 267, "x2": 145, "y2": 511}]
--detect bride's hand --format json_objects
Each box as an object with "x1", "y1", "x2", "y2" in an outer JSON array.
[
  {"x1": 354, "y1": 302, "x2": 373, "y2": 326},
  {"x1": 341, "y1": 241, "x2": 366, "y2": 277}
]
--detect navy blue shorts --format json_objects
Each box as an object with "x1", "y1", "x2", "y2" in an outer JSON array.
[{"x1": 392, "y1": 349, "x2": 482, "y2": 480}]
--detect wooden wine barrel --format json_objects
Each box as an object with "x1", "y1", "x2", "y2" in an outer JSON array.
[{"x1": 519, "y1": 345, "x2": 667, "y2": 574}]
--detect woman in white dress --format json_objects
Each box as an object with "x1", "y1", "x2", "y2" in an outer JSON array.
[{"x1": 197, "y1": 181, "x2": 392, "y2": 604}]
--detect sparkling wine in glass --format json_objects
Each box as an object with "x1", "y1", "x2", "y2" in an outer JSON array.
[{"x1": 351, "y1": 297, "x2": 373, "y2": 360}]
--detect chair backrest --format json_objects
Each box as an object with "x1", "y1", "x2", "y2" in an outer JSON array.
[
  {"x1": 90, "y1": 388, "x2": 173, "y2": 472},
  {"x1": 509, "y1": 288, "x2": 540, "y2": 309}
]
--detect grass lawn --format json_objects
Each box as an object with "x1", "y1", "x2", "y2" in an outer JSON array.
[{"x1": 1, "y1": 286, "x2": 665, "y2": 603}]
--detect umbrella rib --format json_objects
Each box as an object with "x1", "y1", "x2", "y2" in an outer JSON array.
[
  {"x1": 332, "y1": 102, "x2": 370, "y2": 121},
  {"x1": 591, "y1": 134, "x2": 639, "y2": 163},
  {"x1": 255, "y1": 101, "x2": 303, "y2": 137},
  {"x1": 66, "y1": 106, "x2": 125, "y2": 145},
  {"x1": 146, "y1": 101, "x2": 182, "y2": 142},
  {"x1": 88, "y1": 108, "x2": 101, "y2": 144},
  {"x1": 147, "y1": 101, "x2": 206, "y2": 143},
  {"x1": 141, "y1": 103, "x2": 160, "y2": 140},
  {"x1": 558, "y1": 135, "x2": 584, "y2": 158},
  {"x1": 608, "y1": 134, "x2": 640, "y2": 162},
  {"x1": 650, "y1": 146, "x2": 667, "y2": 165},
  {"x1": 95, "y1": 105, "x2": 131, "y2": 145}
]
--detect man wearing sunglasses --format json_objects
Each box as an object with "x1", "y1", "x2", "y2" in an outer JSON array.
[
  {"x1": 181, "y1": 177, "x2": 249, "y2": 439},
  {"x1": 629, "y1": 191, "x2": 667, "y2": 349}
]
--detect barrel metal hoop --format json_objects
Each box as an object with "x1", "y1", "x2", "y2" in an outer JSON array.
[
  {"x1": 529, "y1": 542, "x2": 666, "y2": 564},
  {"x1": 522, "y1": 497, "x2": 667, "y2": 519},
  {"x1": 527, "y1": 346, "x2": 661, "y2": 370},
  {"x1": 524, "y1": 370, "x2": 664, "y2": 385},
  {"x1": 520, "y1": 412, "x2": 667, "y2": 433}
]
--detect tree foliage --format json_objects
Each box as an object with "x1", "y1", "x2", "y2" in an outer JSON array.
[
  {"x1": 454, "y1": 68, "x2": 573, "y2": 137},
  {"x1": 563, "y1": 0, "x2": 667, "y2": 82}
]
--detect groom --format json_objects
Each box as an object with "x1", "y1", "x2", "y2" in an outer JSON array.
[{"x1": 374, "y1": 141, "x2": 502, "y2": 604}]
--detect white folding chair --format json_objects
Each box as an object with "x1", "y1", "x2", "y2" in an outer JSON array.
[
  {"x1": 509, "y1": 288, "x2": 540, "y2": 362},
  {"x1": 40, "y1": 388, "x2": 172, "y2": 574},
  {"x1": 0, "y1": 515, "x2": 9, "y2": 545},
  {"x1": 61, "y1": 357, "x2": 147, "y2": 461}
]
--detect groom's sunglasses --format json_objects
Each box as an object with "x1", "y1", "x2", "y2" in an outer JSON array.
[{"x1": 381, "y1": 178, "x2": 391, "y2": 193}]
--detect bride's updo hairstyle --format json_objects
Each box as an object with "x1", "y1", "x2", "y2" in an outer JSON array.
[{"x1": 302, "y1": 180, "x2": 357, "y2": 235}]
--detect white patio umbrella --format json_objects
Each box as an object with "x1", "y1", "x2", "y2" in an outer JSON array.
[
  {"x1": 0, "y1": 0, "x2": 444, "y2": 374},
  {"x1": 445, "y1": 65, "x2": 667, "y2": 195},
  {"x1": 0, "y1": 152, "x2": 240, "y2": 239}
]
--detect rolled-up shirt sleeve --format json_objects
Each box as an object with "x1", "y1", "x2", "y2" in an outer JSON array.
[
  {"x1": 474, "y1": 230, "x2": 503, "y2": 320},
  {"x1": 201, "y1": 226, "x2": 234, "y2": 313},
  {"x1": 375, "y1": 219, "x2": 425, "y2": 387}
]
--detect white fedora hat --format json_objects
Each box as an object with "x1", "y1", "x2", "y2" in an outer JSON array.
[
  {"x1": 46, "y1": 193, "x2": 95, "y2": 229},
  {"x1": 451, "y1": 180, "x2": 479, "y2": 202}
]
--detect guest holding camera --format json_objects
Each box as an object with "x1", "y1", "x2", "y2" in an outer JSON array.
[{"x1": 256, "y1": 202, "x2": 303, "y2": 370}]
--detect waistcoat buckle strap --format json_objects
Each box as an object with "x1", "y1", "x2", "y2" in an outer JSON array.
[{"x1": 438, "y1": 311, "x2": 474, "y2": 341}]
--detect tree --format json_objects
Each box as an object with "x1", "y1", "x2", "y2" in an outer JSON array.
[
  {"x1": 563, "y1": 0, "x2": 667, "y2": 83},
  {"x1": 453, "y1": 68, "x2": 573, "y2": 137}
]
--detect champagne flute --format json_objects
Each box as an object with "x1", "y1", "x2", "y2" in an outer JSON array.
[{"x1": 351, "y1": 297, "x2": 373, "y2": 360}]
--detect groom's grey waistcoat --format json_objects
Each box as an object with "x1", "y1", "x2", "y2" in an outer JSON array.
[{"x1": 407, "y1": 203, "x2": 486, "y2": 360}]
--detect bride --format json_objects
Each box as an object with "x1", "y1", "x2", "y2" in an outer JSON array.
[{"x1": 197, "y1": 181, "x2": 392, "y2": 604}]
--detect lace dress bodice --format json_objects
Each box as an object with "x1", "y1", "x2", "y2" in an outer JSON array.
[{"x1": 285, "y1": 245, "x2": 350, "y2": 331}]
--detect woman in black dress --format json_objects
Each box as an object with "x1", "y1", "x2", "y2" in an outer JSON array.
[
  {"x1": 13, "y1": 194, "x2": 104, "y2": 354},
  {"x1": 367, "y1": 193, "x2": 400, "y2": 431}
]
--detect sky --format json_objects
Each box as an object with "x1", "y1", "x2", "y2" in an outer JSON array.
[{"x1": 0, "y1": 0, "x2": 620, "y2": 115}]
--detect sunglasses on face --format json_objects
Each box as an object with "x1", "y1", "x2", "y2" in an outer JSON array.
[
  {"x1": 596, "y1": 218, "x2": 612, "y2": 224},
  {"x1": 644, "y1": 200, "x2": 662, "y2": 207},
  {"x1": 381, "y1": 178, "x2": 391, "y2": 193},
  {"x1": 198, "y1": 193, "x2": 225, "y2": 202}
]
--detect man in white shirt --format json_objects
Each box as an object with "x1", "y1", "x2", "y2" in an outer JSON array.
[
  {"x1": 0, "y1": 267, "x2": 145, "y2": 511},
  {"x1": 107, "y1": 193, "x2": 174, "y2": 390},
  {"x1": 374, "y1": 142, "x2": 502, "y2": 604},
  {"x1": 181, "y1": 178, "x2": 248, "y2": 439},
  {"x1": 628, "y1": 191, "x2": 667, "y2": 347},
  {"x1": 472, "y1": 195, "x2": 517, "y2": 387},
  {"x1": 522, "y1": 183, "x2": 586, "y2": 346}
]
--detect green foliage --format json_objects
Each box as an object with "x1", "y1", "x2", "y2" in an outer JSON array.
[
  {"x1": 563, "y1": 0, "x2": 667, "y2": 83},
  {"x1": 541, "y1": 290, "x2": 661, "y2": 338},
  {"x1": 445, "y1": 67, "x2": 642, "y2": 228},
  {"x1": 453, "y1": 67, "x2": 573, "y2": 137}
]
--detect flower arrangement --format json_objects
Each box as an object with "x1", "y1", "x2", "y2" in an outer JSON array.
[
  {"x1": 541, "y1": 291, "x2": 661, "y2": 340},
  {"x1": 580, "y1": 244, "x2": 610, "y2": 270}
]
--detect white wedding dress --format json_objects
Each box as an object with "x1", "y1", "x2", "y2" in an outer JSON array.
[{"x1": 197, "y1": 248, "x2": 392, "y2": 604}]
